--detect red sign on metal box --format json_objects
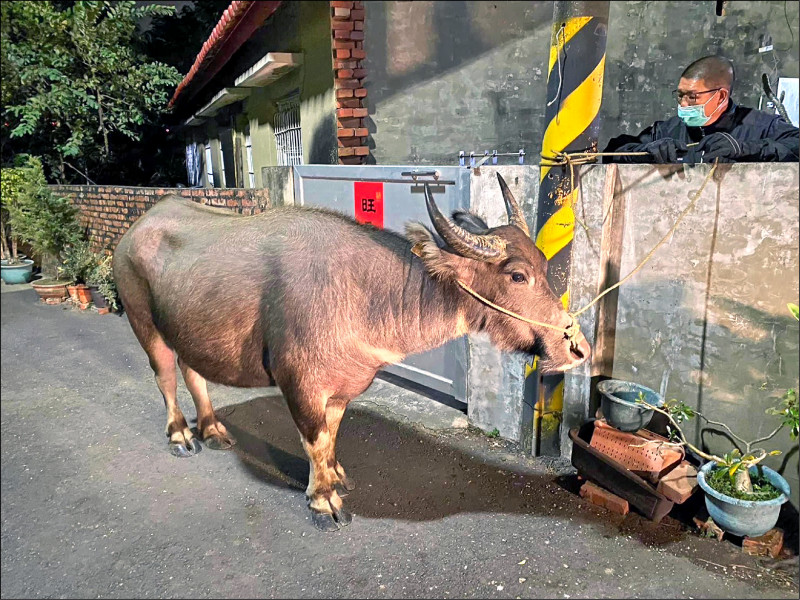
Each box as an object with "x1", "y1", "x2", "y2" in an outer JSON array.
[{"x1": 354, "y1": 181, "x2": 384, "y2": 229}]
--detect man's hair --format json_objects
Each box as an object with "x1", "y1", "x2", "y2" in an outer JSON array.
[{"x1": 681, "y1": 55, "x2": 735, "y2": 91}]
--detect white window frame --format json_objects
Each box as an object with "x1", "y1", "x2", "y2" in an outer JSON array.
[
  {"x1": 204, "y1": 141, "x2": 214, "y2": 187},
  {"x1": 245, "y1": 127, "x2": 256, "y2": 188}
]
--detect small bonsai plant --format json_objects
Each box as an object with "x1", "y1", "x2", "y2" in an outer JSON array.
[
  {"x1": 5, "y1": 155, "x2": 82, "y2": 277},
  {"x1": 87, "y1": 254, "x2": 121, "y2": 312},
  {"x1": 59, "y1": 239, "x2": 97, "y2": 286},
  {"x1": 636, "y1": 302, "x2": 799, "y2": 499}
]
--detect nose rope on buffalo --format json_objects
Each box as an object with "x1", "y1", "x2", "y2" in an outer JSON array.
[{"x1": 453, "y1": 158, "x2": 719, "y2": 346}]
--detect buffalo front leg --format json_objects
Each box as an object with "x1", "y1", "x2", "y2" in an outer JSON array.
[
  {"x1": 327, "y1": 398, "x2": 355, "y2": 494},
  {"x1": 178, "y1": 357, "x2": 236, "y2": 450},
  {"x1": 284, "y1": 391, "x2": 352, "y2": 532}
]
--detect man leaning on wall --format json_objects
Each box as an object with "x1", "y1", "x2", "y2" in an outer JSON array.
[{"x1": 602, "y1": 55, "x2": 799, "y2": 164}]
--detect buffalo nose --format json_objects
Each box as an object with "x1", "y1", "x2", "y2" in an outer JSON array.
[{"x1": 569, "y1": 331, "x2": 591, "y2": 364}]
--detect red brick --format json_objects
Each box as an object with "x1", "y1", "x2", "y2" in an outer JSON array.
[
  {"x1": 354, "y1": 88, "x2": 368, "y2": 98},
  {"x1": 349, "y1": 30, "x2": 364, "y2": 41},
  {"x1": 331, "y1": 0, "x2": 353, "y2": 7},
  {"x1": 332, "y1": 39, "x2": 355, "y2": 49},
  {"x1": 338, "y1": 68, "x2": 354, "y2": 78},
  {"x1": 579, "y1": 481, "x2": 629, "y2": 516},
  {"x1": 337, "y1": 117, "x2": 362, "y2": 129},
  {"x1": 339, "y1": 155, "x2": 365, "y2": 165},
  {"x1": 337, "y1": 128, "x2": 356, "y2": 138},
  {"x1": 335, "y1": 60, "x2": 358, "y2": 69},
  {"x1": 337, "y1": 108, "x2": 354, "y2": 118},
  {"x1": 331, "y1": 20, "x2": 354, "y2": 30},
  {"x1": 98, "y1": 307, "x2": 110, "y2": 315},
  {"x1": 335, "y1": 49, "x2": 351, "y2": 59},
  {"x1": 335, "y1": 78, "x2": 360, "y2": 89},
  {"x1": 351, "y1": 8, "x2": 364, "y2": 18},
  {"x1": 332, "y1": 7, "x2": 350, "y2": 19},
  {"x1": 337, "y1": 98, "x2": 362, "y2": 108},
  {"x1": 743, "y1": 529, "x2": 784, "y2": 559},
  {"x1": 352, "y1": 68, "x2": 367, "y2": 79},
  {"x1": 333, "y1": 29, "x2": 351, "y2": 39},
  {"x1": 354, "y1": 127, "x2": 368, "y2": 137},
  {"x1": 354, "y1": 40, "x2": 363, "y2": 49},
  {"x1": 338, "y1": 136, "x2": 363, "y2": 147},
  {"x1": 351, "y1": 48, "x2": 366, "y2": 59},
  {"x1": 338, "y1": 147, "x2": 356, "y2": 157},
  {"x1": 351, "y1": 107, "x2": 368, "y2": 117},
  {"x1": 656, "y1": 461, "x2": 698, "y2": 504},
  {"x1": 336, "y1": 88, "x2": 354, "y2": 98},
  {"x1": 353, "y1": 20, "x2": 363, "y2": 30},
  {"x1": 354, "y1": 146, "x2": 369, "y2": 156}
]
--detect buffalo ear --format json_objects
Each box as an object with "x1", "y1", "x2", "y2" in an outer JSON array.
[{"x1": 406, "y1": 223, "x2": 466, "y2": 281}]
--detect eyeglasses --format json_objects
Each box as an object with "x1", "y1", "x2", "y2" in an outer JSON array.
[{"x1": 672, "y1": 88, "x2": 722, "y2": 104}]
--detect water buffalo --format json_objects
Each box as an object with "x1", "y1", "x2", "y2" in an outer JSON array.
[{"x1": 113, "y1": 173, "x2": 590, "y2": 531}]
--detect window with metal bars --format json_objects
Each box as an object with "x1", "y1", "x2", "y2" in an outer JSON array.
[{"x1": 274, "y1": 98, "x2": 303, "y2": 166}]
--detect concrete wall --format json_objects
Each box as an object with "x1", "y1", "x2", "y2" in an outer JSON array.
[
  {"x1": 466, "y1": 166, "x2": 541, "y2": 443},
  {"x1": 363, "y1": 1, "x2": 800, "y2": 165},
  {"x1": 568, "y1": 163, "x2": 799, "y2": 505}
]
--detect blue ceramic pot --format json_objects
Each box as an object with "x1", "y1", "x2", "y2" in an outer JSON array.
[
  {"x1": 1, "y1": 258, "x2": 35, "y2": 284},
  {"x1": 597, "y1": 379, "x2": 664, "y2": 432},
  {"x1": 697, "y1": 462, "x2": 790, "y2": 537}
]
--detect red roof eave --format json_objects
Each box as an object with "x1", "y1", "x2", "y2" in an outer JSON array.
[{"x1": 169, "y1": 0, "x2": 283, "y2": 111}]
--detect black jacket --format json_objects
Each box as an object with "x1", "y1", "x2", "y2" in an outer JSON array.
[{"x1": 602, "y1": 101, "x2": 799, "y2": 163}]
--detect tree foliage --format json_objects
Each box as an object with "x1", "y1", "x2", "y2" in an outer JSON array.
[{"x1": 1, "y1": 1, "x2": 182, "y2": 183}]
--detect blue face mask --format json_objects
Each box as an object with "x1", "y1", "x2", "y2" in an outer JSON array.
[{"x1": 677, "y1": 90, "x2": 723, "y2": 127}]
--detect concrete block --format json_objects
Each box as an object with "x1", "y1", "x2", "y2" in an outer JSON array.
[
  {"x1": 656, "y1": 460, "x2": 698, "y2": 504},
  {"x1": 580, "y1": 481, "x2": 629, "y2": 516},
  {"x1": 743, "y1": 528, "x2": 784, "y2": 559}
]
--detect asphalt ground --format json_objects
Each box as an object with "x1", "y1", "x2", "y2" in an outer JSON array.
[{"x1": 2, "y1": 283, "x2": 798, "y2": 599}]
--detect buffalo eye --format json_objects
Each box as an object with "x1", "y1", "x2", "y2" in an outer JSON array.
[{"x1": 511, "y1": 272, "x2": 527, "y2": 284}]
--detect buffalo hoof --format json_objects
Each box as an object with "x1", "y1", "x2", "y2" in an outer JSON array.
[
  {"x1": 169, "y1": 438, "x2": 201, "y2": 458},
  {"x1": 310, "y1": 508, "x2": 353, "y2": 532},
  {"x1": 334, "y1": 483, "x2": 350, "y2": 498},
  {"x1": 339, "y1": 473, "x2": 356, "y2": 492},
  {"x1": 203, "y1": 433, "x2": 236, "y2": 450}
]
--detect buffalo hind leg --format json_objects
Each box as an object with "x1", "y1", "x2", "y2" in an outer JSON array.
[
  {"x1": 150, "y1": 341, "x2": 200, "y2": 457},
  {"x1": 327, "y1": 398, "x2": 355, "y2": 495},
  {"x1": 285, "y1": 390, "x2": 351, "y2": 532},
  {"x1": 177, "y1": 357, "x2": 236, "y2": 450}
]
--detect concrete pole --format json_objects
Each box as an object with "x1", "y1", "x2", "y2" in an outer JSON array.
[{"x1": 530, "y1": 0, "x2": 610, "y2": 456}]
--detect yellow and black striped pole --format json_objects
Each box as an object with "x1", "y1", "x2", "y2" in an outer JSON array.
[{"x1": 530, "y1": 1, "x2": 609, "y2": 456}]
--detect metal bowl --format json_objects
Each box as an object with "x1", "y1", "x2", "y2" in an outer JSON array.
[{"x1": 597, "y1": 379, "x2": 664, "y2": 432}]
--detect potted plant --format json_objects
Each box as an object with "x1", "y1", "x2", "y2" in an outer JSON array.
[
  {"x1": 86, "y1": 254, "x2": 120, "y2": 313},
  {"x1": 59, "y1": 239, "x2": 97, "y2": 307},
  {"x1": 636, "y1": 303, "x2": 799, "y2": 538},
  {"x1": 0, "y1": 162, "x2": 35, "y2": 283},
  {"x1": 6, "y1": 156, "x2": 82, "y2": 301}
]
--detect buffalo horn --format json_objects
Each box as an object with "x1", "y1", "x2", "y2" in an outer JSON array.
[
  {"x1": 496, "y1": 172, "x2": 530, "y2": 236},
  {"x1": 424, "y1": 184, "x2": 506, "y2": 261}
]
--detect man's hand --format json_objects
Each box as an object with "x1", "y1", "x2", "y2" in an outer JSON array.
[
  {"x1": 641, "y1": 138, "x2": 688, "y2": 163},
  {"x1": 696, "y1": 132, "x2": 746, "y2": 161}
]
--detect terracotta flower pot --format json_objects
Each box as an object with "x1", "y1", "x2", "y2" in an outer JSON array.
[{"x1": 31, "y1": 279, "x2": 70, "y2": 304}]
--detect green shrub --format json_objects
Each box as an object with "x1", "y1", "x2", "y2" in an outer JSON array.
[
  {"x1": 59, "y1": 239, "x2": 97, "y2": 285},
  {"x1": 88, "y1": 254, "x2": 120, "y2": 312},
  {"x1": 5, "y1": 156, "x2": 82, "y2": 270}
]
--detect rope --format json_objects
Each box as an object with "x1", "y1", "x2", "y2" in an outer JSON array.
[{"x1": 453, "y1": 154, "x2": 719, "y2": 344}]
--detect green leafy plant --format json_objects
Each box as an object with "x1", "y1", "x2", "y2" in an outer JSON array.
[
  {"x1": 5, "y1": 155, "x2": 82, "y2": 275},
  {"x1": 87, "y1": 253, "x2": 120, "y2": 311},
  {"x1": 488, "y1": 428, "x2": 500, "y2": 438},
  {"x1": 59, "y1": 239, "x2": 97, "y2": 285}
]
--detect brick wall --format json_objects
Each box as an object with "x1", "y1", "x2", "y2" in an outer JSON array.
[
  {"x1": 52, "y1": 186, "x2": 271, "y2": 253},
  {"x1": 331, "y1": 0, "x2": 368, "y2": 165}
]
